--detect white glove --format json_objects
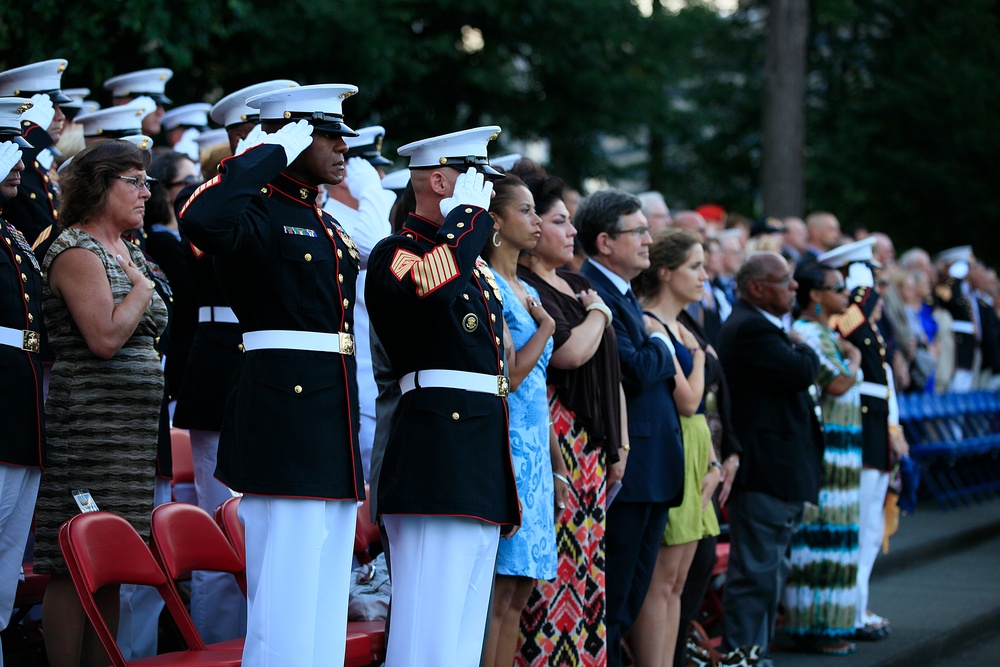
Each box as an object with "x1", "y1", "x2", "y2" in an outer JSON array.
[
  {"x1": 173, "y1": 128, "x2": 201, "y2": 162},
  {"x1": 20, "y1": 93, "x2": 55, "y2": 130},
  {"x1": 439, "y1": 167, "x2": 494, "y2": 218},
  {"x1": 261, "y1": 119, "x2": 314, "y2": 166},
  {"x1": 235, "y1": 124, "x2": 265, "y2": 156},
  {"x1": 0, "y1": 141, "x2": 23, "y2": 179},
  {"x1": 344, "y1": 157, "x2": 382, "y2": 200}
]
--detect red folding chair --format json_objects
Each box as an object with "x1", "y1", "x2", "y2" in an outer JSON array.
[
  {"x1": 149, "y1": 503, "x2": 249, "y2": 652},
  {"x1": 169, "y1": 428, "x2": 195, "y2": 504},
  {"x1": 212, "y1": 496, "x2": 379, "y2": 666},
  {"x1": 57, "y1": 511, "x2": 242, "y2": 666}
]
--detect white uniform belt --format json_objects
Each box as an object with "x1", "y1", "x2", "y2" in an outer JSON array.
[
  {"x1": 198, "y1": 306, "x2": 239, "y2": 324},
  {"x1": 0, "y1": 325, "x2": 40, "y2": 353},
  {"x1": 399, "y1": 369, "x2": 509, "y2": 397},
  {"x1": 951, "y1": 320, "x2": 975, "y2": 334},
  {"x1": 858, "y1": 381, "x2": 889, "y2": 400},
  {"x1": 242, "y1": 330, "x2": 355, "y2": 356}
]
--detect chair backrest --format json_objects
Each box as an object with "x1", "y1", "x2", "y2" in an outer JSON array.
[
  {"x1": 170, "y1": 428, "x2": 195, "y2": 485},
  {"x1": 214, "y1": 496, "x2": 246, "y2": 569},
  {"x1": 58, "y1": 511, "x2": 209, "y2": 666},
  {"x1": 151, "y1": 502, "x2": 247, "y2": 597}
]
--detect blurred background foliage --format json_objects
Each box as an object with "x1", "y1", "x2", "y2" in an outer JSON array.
[{"x1": 2, "y1": 0, "x2": 998, "y2": 258}]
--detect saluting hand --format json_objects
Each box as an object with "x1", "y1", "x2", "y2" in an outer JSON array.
[
  {"x1": 439, "y1": 167, "x2": 493, "y2": 218},
  {"x1": 0, "y1": 141, "x2": 22, "y2": 179},
  {"x1": 344, "y1": 157, "x2": 383, "y2": 199},
  {"x1": 262, "y1": 119, "x2": 314, "y2": 166},
  {"x1": 235, "y1": 124, "x2": 266, "y2": 156},
  {"x1": 20, "y1": 93, "x2": 55, "y2": 131}
]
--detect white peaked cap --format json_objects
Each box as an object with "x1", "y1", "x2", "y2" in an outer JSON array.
[
  {"x1": 210, "y1": 79, "x2": 299, "y2": 128},
  {"x1": 161, "y1": 103, "x2": 212, "y2": 131},
  {"x1": 75, "y1": 96, "x2": 155, "y2": 137},
  {"x1": 398, "y1": 126, "x2": 502, "y2": 176},
  {"x1": 103, "y1": 68, "x2": 173, "y2": 103}
]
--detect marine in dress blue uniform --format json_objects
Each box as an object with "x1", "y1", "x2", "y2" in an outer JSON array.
[
  {"x1": 179, "y1": 84, "x2": 363, "y2": 667},
  {"x1": 935, "y1": 246, "x2": 979, "y2": 392},
  {"x1": 0, "y1": 59, "x2": 71, "y2": 246},
  {"x1": 0, "y1": 109, "x2": 45, "y2": 655},
  {"x1": 172, "y1": 79, "x2": 298, "y2": 645},
  {"x1": 366, "y1": 126, "x2": 520, "y2": 667},
  {"x1": 822, "y1": 239, "x2": 900, "y2": 639}
]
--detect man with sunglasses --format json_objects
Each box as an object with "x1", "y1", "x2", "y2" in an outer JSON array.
[
  {"x1": 576, "y1": 188, "x2": 684, "y2": 667},
  {"x1": 367, "y1": 126, "x2": 520, "y2": 667}
]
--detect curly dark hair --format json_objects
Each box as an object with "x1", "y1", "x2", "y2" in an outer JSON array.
[
  {"x1": 58, "y1": 140, "x2": 151, "y2": 228},
  {"x1": 793, "y1": 261, "x2": 836, "y2": 314},
  {"x1": 509, "y1": 159, "x2": 565, "y2": 218}
]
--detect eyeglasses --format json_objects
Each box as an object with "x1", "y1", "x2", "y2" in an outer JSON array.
[
  {"x1": 819, "y1": 283, "x2": 847, "y2": 292},
  {"x1": 758, "y1": 275, "x2": 792, "y2": 286},
  {"x1": 169, "y1": 174, "x2": 201, "y2": 188},
  {"x1": 608, "y1": 225, "x2": 651, "y2": 238},
  {"x1": 116, "y1": 175, "x2": 156, "y2": 191}
]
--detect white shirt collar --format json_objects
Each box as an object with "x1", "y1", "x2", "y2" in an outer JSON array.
[
  {"x1": 587, "y1": 258, "x2": 631, "y2": 296},
  {"x1": 751, "y1": 304, "x2": 787, "y2": 331}
]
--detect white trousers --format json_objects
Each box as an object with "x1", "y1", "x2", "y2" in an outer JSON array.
[
  {"x1": 382, "y1": 514, "x2": 500, "y2": 667},
  {"x1": 119, "y1": 475, "x2": 172, "y2": 659},
  {"x1": 855, "y1": 468, "x2": 890, "y2": 627},
  {"x1": 0, "y1": 464, "x2": 41, "y2": 667},
  {"x1": 240, "y1": 495, "x2": 356, "y2": 667},
  {"x1": 189, "y1": 429, "x2": 247, "y2": 643}
]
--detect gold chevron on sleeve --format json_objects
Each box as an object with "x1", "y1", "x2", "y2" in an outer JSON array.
[
  {"x1": 411, "y1": 244, "x2": 458, "y2": 297},
  {"x1": 177, "y1": 174, "x2": 222, "y2": 218},
  {"x1": 835, "y1": 304, "x2": 865, "y2": 337},
  {"x1": 390, "y1": 248, "x2": 420, "y2": 280}
]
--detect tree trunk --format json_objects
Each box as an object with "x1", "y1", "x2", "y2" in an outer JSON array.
[{"x1": 761, "y1": 0, "x2": 809, "y2": 218}]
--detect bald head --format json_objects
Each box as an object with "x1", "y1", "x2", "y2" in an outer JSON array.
[
  {"x1": 783, "y1": 216, "x2": 808, "y2": 254},
  {"x1": 671, "y1": 210, "x2": 707, "y2": 240},
  {"x1": 638, "y1": 191, "x2": 671, "y2": 234},
  {"x1": 805, "y1": 211, "x2": 841, "y2": 252}
]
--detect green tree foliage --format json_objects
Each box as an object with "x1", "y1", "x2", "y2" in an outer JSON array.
[
  {"x1": 2, "y1": 0, "x2": 997, "y2": 259},
  {"x1": 806, "y1": 0, "x2": 1000, "y2": 259}
]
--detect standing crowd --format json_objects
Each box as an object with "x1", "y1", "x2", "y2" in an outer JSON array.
[{"x1": 1, "y1": 57, "x2": 996, "y2": 667}]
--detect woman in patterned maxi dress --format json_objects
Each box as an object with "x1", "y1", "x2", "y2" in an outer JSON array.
[
  {"x1": 783, "y1": 262, "x2": 864, "y2": 656},
  {"x1": 514, "y1": 162, "x2": 625, "y2": 667}
]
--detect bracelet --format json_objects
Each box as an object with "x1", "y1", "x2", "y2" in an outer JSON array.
[
  {"x1": 586, "y1": 302, "x2": 613, "y2": 325},
  {"x1": 726, "y1": 455, "x2": 740, "y2": 470},
  {"x1": 552, "y1": 472, "x2": 570, "y2": 486},
  {"x1": 708, "y1": 460, "x2": 722, "y2": 472},
  {"x1": 621, "y1": 442, "x2": 631, "y2": 452}
]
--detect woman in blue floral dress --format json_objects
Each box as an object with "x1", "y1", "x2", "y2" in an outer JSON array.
[{"x1": 481, "y1": 174, "x2": 568, "y2": 667}]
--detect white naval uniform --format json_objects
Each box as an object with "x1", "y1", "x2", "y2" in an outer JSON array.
[{"x1": 323, "y1": 185, "x2": 394, "y2": 482}]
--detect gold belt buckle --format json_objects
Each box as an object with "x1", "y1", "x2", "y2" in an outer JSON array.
[
  {"x1": 22, "y1": 329, "x2": 40, "y2": 353},
  {"x1": 339, "y1": 332, "x2": 355, "y2": 356},
  {"x1": 497, "y1": 375, "x2": 509, "y2": 397}
]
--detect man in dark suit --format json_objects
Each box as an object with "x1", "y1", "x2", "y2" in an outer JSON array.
[
  {"x1": 576, "y1": 189, "x2": 684, "y2": 667},
  {"x1": 716, "y1": 251, "x2": 824, "y2": 664}
]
